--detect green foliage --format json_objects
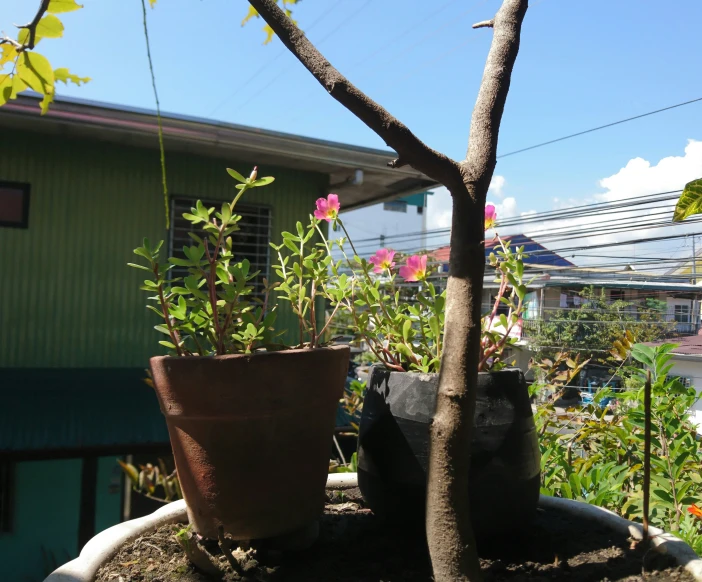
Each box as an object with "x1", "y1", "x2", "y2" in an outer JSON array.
[
  {"x1": 129, "y1": 168, "x2": 281, "y2": 356},
  {"x1": 118, "y1": 458, "x2": 182, "y2": 503},
  {"x1": 536, "y1": 343, "x2": 702, "y2": 550},
  {"x1": 270, "y1": 217, "x2": 337, "y2": 348},
  {"x1": 318, "y1": 227, "x2": 528, "y2": 374},
  {"x1": 674, "y1": 178, "x2": 702, "y2": 222},
  {"x1": 0, "y1": 0, "x2": 89, "y2": 113},
  {"x1": 530, "y1": 286, "x2": 674, "y2": 364}
]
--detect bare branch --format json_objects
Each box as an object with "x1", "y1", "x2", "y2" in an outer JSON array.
[
  {"x1": 15, "y1": 0, "x2": 50, "y2": 51},
  {"x1": 462, "y1": 0, "x2": 528, "y2": 187},
  {"x1": 472, "y1": 19, "x2": 494, "y2": 29},
  {"x1": 247, "y1": 0, "x2": 461, "y2": 186},
  {"x1": 387, "y1": 158, "x2": 408, "y2": 169},
  {"x1": 0, "y1": 37, "x2": 23, "y2": 50}
]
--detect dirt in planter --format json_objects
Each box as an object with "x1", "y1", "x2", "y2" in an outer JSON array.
[{"x1": 96, "y1": 489, "x2": 695, "y2": 582}]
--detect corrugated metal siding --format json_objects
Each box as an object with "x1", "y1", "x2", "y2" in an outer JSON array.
[{"x1": 0, "y1": 129, "x2": 328, "y2": 368}]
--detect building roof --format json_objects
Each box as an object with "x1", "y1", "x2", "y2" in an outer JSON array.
[
  {"x1": 0, "y1": 94, "x2": 438, "y2": 211},
  {"x1": 0, "y1": 369, "x2": 169, "y2": 456},
  {"x1": 430, "y1": 234, "x2": 575, "y2": 267},
  {"x1": 648, "y1": 335, "x2": 702, "y2": 356}
]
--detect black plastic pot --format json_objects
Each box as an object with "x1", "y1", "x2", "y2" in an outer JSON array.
[{"x1": 357, "y1": 366, "x2": 540, "y2": 538}]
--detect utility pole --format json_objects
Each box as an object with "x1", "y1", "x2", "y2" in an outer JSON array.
[{"x1": 693, "y1": 236, "x2": 699, "y2": 332}]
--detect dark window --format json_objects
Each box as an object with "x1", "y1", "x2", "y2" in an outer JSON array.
[
  {"x1": 0, "y1": 462, "x2": 13, "y2": 533},
  {"x1": 674, "y1": 304, "x2": 691, "y2": 323},
  {"x1": 0, "y1": 181, "x2": 30, "y2": 228},
  {"x1": 383, "y1": 200, "x2": 407, "y2": 213},
  {"x1": 610, "y1": 289, "x2": 625, "y2": 302},
  {"x1": 170, "y1": 197, "x2": 272, "y2": 297}
]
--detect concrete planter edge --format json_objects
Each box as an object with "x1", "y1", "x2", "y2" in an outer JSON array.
[
  {"x1": 44, "y1": 473, "x2": 360, "y2": 582},
  {"x1": 45, "y1": 477, "x2": 702, "y2": 582}
]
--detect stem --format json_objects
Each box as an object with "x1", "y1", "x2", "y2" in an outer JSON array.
[
  {"x1": 140, "y1": 0, "x2": 169, "y2": 229},
  {"x1": 318, "y1": 300, "x2": 343, "y2": 341},
  {"x1": 310, "y1": 283, "x2": 317, "y2": 348},
  {"x1": 659, "y1": 416, "x2": 682, "y2": 526},
  {"x1": 643, "y1": 370, "x2": 651, "y2": 540},
  {"x1": 154, "y1": 266, "x2": 183, "y2": 357}
]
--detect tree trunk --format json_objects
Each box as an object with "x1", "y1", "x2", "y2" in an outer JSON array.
[
  {"x1": 244, "y1": 1, "x2": 528, "y2": 579},
  {"x1": 426, "y1": 186, "x2": 486, "y2": 581}
]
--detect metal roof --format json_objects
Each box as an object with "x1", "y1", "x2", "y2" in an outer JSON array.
[
  {"x1": 0, "y1": 94, "x2": 438, "y2": 211},
  {"x1": 0, "y1": 369, "x2": 169, "y2": 455}
]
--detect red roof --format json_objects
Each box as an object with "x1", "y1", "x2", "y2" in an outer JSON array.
[{"x1": 648, "y1": 334, "x2": 702, "y2": 356}]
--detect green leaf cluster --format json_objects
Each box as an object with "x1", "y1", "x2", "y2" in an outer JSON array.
[
  {"x1": 128, "y1": 168, "x2": 280, "y2": 356},
  {"x1": 1, "y1": 0, "x2": 90, "y2": 113},
  {"x1": 535, "y1": 342, "x2": 702, "y2": 549}
]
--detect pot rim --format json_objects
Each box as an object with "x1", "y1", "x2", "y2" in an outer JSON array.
[
  {"x1": 150, "y1": 343, "x2": 350, "y2": 364},
  {"x1": 369, "y1": 364, "x2": 523, "y2": 376}
]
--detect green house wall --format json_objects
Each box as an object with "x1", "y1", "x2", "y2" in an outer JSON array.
[
  {"x1": 0, "y1": 129, "x2": 329, "y2": 368},
  {"x1": 0, "y1": 457, "x2": 122, "y2": 582}
]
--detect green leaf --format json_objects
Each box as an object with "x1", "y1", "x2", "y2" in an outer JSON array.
[
  {"x1": 47, "y1": 0, "x2": 83, "y2": 13},
  {"x1": 18, "y1": 52, "x2": 54, "y2": 100},
  {"x1": 402, "y1": 319, "x2": 412, "y2": 342},
  {"x1": 0, "y1": 75, "x2": 12, "y2": 107},
  {"x1": 36, "y1": 14, "x2": 65, "y2": 38},
  {"x1": 252, "y1": 176, "x2": 275, "y2": 187},
  {"x1": 226, "y1": 168, "x2": 246, "y2": 183},
  {"x1": 54, "y1": 67, "x2": 90, "y2": 86},
  {"x1": 127, "y1": 262, "x2": 151, "y2": 272},
  {"x1": 673, "y1": 178, "x2": 702, "y2": 222},
  {"x1": 429, "y1": 315, "x2": 440, "y2": 339}
]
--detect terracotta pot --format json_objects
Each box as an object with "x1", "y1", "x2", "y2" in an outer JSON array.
[
  {"x1": 357, "y1": 366, "x2": 540, "y2": 538},
  {"x1": 149, "y1": 345, "x2": 349, "y2": 540}
]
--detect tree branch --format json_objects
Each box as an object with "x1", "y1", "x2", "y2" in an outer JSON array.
[
  {"x1": 462, "y1": 0, "x2": 528, "y2": 187},
  {"x1": 16, "y1": 0, "x2": 50, "y2": 51},
  {"x1": 472, "y1": 19, "x2": 494, "y2": 29},
  {"x1": 246, "y1": 0, "x2": 462, "y2": 186}
]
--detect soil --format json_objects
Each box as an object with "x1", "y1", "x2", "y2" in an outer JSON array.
[{"x1": 96, "y1": 489, "x2": 695, "y2": 582}]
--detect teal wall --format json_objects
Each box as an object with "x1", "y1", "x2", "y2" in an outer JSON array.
[
  {"x1": 0, "y1": 457, "x2": 122, "y2": 582},
  {"x1": 0, "y1": 129, "x2": 329, "y2": 368}
]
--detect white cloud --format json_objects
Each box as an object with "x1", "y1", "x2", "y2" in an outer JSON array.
[
  {"x1": 489, "y1": 175, "x2": 506, "y2": 198},
  {"x1": 528, "y1": 140, "x2": 702, "y2": 267},
  {"x1": 426, "y1": 142, "x2": 702, "y2": 269},
  {"x1": 427, "y1": 175, "x2": 509, "y2": 231},
  {"x1": 596, "y1": 140, "x2": 702, "y2": 203}
]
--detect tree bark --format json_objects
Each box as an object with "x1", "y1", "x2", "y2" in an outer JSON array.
[
  {"x1": 427, "y1": 3, "x2": 527, "y2": 580},
  {"x1": 245, "y1": 0, "x2": 528, "y2": 579}
]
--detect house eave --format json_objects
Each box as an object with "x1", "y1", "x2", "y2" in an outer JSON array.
[{"x1": 0, "y1": 94, "x2": 438, "y2": 210}]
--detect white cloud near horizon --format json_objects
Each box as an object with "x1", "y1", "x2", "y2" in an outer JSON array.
[{"x1": 425, "y1": 140, "x2": 702, "y2": 268}]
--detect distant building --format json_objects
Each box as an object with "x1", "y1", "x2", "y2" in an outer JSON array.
[
  {"x1": 427, "y1": 234, "x2": 702, "y2": 370},
  {"x1": 647, "y1": 336, "x2": 702, "y2": 431}
]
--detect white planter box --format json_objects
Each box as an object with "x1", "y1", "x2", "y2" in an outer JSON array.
[{"x1": 45, "y1": 477, "x2": 702, "y2": 582}]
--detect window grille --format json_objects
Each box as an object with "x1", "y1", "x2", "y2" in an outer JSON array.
[{"x1": 170, "y1": 197, "x2": 272, "y2": 297}]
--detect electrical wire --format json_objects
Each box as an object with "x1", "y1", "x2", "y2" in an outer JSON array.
[
  {"x1": 208, "y1": 0, "x2": 347, "y2": 117},
  {"x1": 496, "y1": 97, "x2": 702, "y2": 159}
]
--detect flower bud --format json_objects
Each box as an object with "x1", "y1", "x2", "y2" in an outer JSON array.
[{"x1": 249, "y1": 166, "x2": 258, "y2": 181}]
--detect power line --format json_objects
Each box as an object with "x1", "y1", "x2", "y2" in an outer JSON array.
[
  {"x1": 496, "y1": 96, "x2": 702, "y2": 159},
  {"x1": 208, "y1": 0, "x2": 346, "y2": 117}
]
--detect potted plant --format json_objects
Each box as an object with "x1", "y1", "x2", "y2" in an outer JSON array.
[
  {"x1": 128, "y1": 168, "x2": 349, "y2": 542},
  {"x1": 308, "y1": 200, "x2": 540, "y2": 537}
]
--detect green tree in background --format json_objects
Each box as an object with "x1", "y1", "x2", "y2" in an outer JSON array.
[{"x1": 530, "y1": 286, "x2": 675, "y2": 364}]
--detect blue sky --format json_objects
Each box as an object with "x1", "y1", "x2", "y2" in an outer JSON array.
[{"x1": 7, "y1": 0, "x2": 702, "y2": 265}]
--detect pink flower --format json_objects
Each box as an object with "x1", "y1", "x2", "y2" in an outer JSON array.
[
  {"x1": 368, "y1": 248, "x2": 396, "y2": 273},
  {"x1": 485, "y1": 204, "x2": 497, "y2": 231},
  {"x1": 314, "y1": 193, "x2": 340, "y2": 222},
  {"x1": 399, "y1": 255, "x2": 427, "y2": 282}
]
